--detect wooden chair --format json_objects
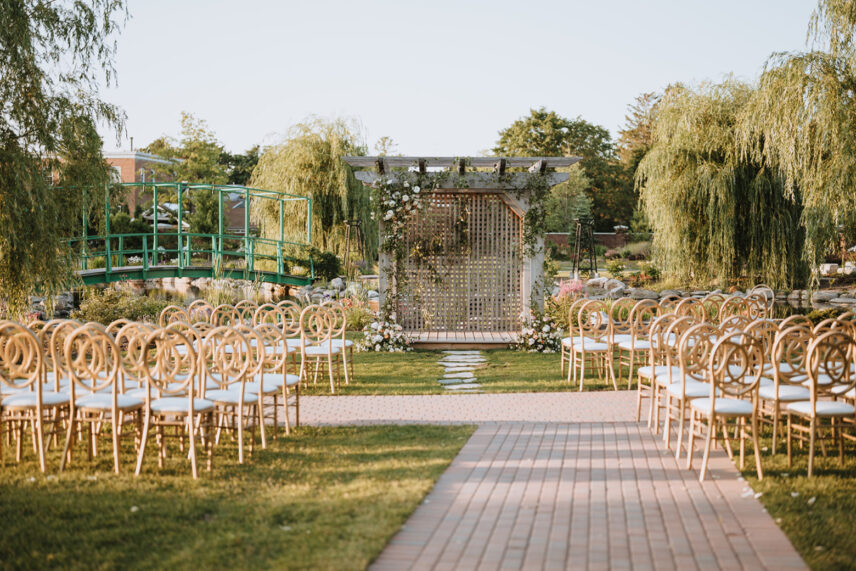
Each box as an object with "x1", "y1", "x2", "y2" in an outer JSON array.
[
  {"x1": 235, "y1": 300, "x2": 259, "y2": 325},
  {"x1": 560, "y1": 297, "x2": 589, "y2": 382},
  {"x1": 321, "y1": 301, "x2": 354, "y2": 385},
  {"x1": 187, "y1": 299, "x2": 214, "y2": 323},
  {"x1": 675, "y1": 297, "x2": 707, "y2": 322},
  {"x1": 650, "y1": 316, "x2": 696, "y2": 434},
  {"x1": 244, "y1": 323, "x2": 299, "y2": 437},
  {"x1": 60, "y1": 324, "x2": 144, "y2": 474},
  {"x1": 159, "y1": 305, "x2": 190, "y2": 327},
  {"x1": 571, "y1": 300, "x2": 615, "y2": 391},
  {"x1": 607, "y1": 298, "x2": 635, "y2": 382},
  {"x1": 298, "y1": 304, "x2": 342, "y2": 394},
  {"x1": 0, "y1": 322, "x2": 64, "y2": 472},
  {"x1": 785, "y1": 330, "x2": 856, "y2": 476},
  {"x1": 718, "y1": 296, "x2": 750, "y2": 322},
  {"x1": 135, "y1": 327, "x2": 214, "y2": 479},
  {"x1": 687, "y1": 331, "x2": 765, "y2": 481},
  {"x1": 616, "y1": 299, "x2": 659, "y2": 388},
  {"x1": 637, "y1": 313, "x2": 681, "y2": 425},
  {"x1": 210, "y1": 304, "x2": 241, "y2": 327},
  {"x1": 659, "y1": 295, "x2": 682, "y2": 313}
]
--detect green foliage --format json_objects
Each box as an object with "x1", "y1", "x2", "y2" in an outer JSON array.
[
  {"x1": 606, "y1": 259, "x2": 626, "y2": 276},
  {"x1": 71, "y1": 287, "x2": 170, "y2": 325},
  {"x1": 493, "y1": 108, "x2": 635, "y2": 230},
  {"x1": 344, "y1": 303, "x2": 375, "y2": 331},
  {"x1": 545, "y1": 294, "x2": 576, "y2": 331},
  {"x1": 219, "y1": 145, "x2": 260, "y2": 185},
  {"x1": 637, "y1": 80, "x2": 807, "y2": 289},
  {"x1": 187, "y1": 188, "x2": 219, "y2": 235},
  {"x1": 543, "y1": 165, "x2": 593, "y2": 232},
  {"x1": 108, "y1": 212, "x2": 150, "y2": 250},
  {"x1": 0, "y1": 0, "x2": 126, "y2": 316},
  {"x1": 250, "y1": 117, "x2": 378, "y2": 261},
  {"x1": 308, "y1": 248, "x2": 342, "y2": 281},
  {"x1": 143, "y1": 113, "x2": 228, "y2": 185}
]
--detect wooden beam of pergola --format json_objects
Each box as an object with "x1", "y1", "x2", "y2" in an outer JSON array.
[{"x1": 342, "y1": 155, "x2": 582, "y2": 173}]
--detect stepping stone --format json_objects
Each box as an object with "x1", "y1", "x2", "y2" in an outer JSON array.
[
  {"x1": 444, "y1": 383, "x2": 481, "y2": 390},
  {"x1": 443, "y1": 371, "x2": 474, "y2": 379},
  {"x1": 443, "y1": 367, "x2": 477, "y2": 373},
  {"x1": 439, "y1": 357, "x2": 486, "y2": 364},
  {"x1": 438, "y1": 378, "x2": 475, "y2": 385},
  {"x1": 442, "y1": 350, "x2": 482, "y2": 355}
]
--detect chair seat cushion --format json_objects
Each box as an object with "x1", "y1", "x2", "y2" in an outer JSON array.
[
  {"x1": 611, "y1": 334, "x2": 635, "y2": 345},
  {"x1": 666, "y1": 380, "x2": 711, "y2": 399},
  {"x1": 2, "y1": 391, "x2": 70, "y2": 407},
  {"x1": 786, "y1": 400, "x2": 856, "y2": 417},
  {"x1": 572, "y1": 342, "x2": 609, "y2": 352},
  {"x1": 76, "y1": 393, "x2": 143, "y2": 410},
  {"x1": 561, "y1": 336, "x2": 583, "y2": 347},
  {"x1": 638, "y1": 365, "x2": 679, "y2": 380},
  {"x1": 691, "y1": 397, "x2": 754, "y2": 416},
  {"x1": 206, "y1": 389, "x2": 257, "y2": 404},
  {"x1": 619, "y1": 339, "x2": 650, "y2": 351},
  {"x1": 304, "y1": 345, "x2": 341, "y2": 356},
  {"x1": 245, "y1": 373, "x2": 299, "y2": 393},
  {"x1": 150, "y1": 397, "x2": 215, "y2": 413},
  {"x1": 758, "y1": 384, "x2": 810, "y2": 402}
]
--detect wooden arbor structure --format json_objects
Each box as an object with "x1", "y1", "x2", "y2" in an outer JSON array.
[{"x1": 345, "y1": 156, "x2": 580, "y2": 346}]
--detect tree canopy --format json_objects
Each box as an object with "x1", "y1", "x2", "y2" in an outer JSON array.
[
  {"x1": 0, "y1": 0, "x2": 126, "y2": 315},
  {"x1": 249, "y1": 117, "x2": 377, "y2": 261},
  {"x1": 493, "y1": 108, "x2": 632, "y2": 231}
]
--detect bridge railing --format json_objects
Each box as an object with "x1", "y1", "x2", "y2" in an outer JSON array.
[{"x1": 68, "y1": 232, "x2": 315, "y2": 280}]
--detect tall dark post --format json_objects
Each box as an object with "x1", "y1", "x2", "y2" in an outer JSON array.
[{"x1": 571, "y1": 217, "x2": 597, "y2": 279}]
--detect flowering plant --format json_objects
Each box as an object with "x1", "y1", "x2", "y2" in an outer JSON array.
[
  {"x1": 375, "y1": 176, "x2": 425, "y2": 254},
  {"x1": 515, "y1": 312, "x2": 562, "y2": 353},
  {"x1": 557, "y1": 279, "x2": 583, "y2": 298},
  {"x1": 359, "y1": 317, "x2": 413, "y2": 352}
]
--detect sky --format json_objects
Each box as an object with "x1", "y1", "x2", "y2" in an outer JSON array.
[{"x1": 103, "y1": 0, "x2": 816, "y2": 156}]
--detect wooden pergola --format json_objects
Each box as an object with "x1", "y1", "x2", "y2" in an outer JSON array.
[{"x1": 345, "y1": 156, "x2": 581, "y2": 347}]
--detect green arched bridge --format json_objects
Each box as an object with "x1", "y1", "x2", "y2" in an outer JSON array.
[{"x1": 70, "y1": 183, "x2": 314, "y2": 286}]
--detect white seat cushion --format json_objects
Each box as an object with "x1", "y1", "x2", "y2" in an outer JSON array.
[
  {"x1": 561, "y1": 336, "x2": 583, "y2": 347},
  {"x1": 328, "y1": 339, "x2": 355, "y2": 348},
  {"x1": 786, "y1": 400, "x2": 856, "y2": 417},
  {"x1": 638, "y1": 365, "x2": 680, "y2": 380},
  {"x1": 206, "y1": 389, "x2": 258, "y2": 404},
  {"x1": 150, "y1": 397, "x2": 215, "y2": 413},
  {"x1": 618, "y1": 340, "x2": 650, "y2": 351},
  {"x1": 758, "y1": 384, "x2": 810, "y2": 402},
  {"x1": 611, "y1": 334, "x2": 635, "y2": 345},
  {"x1": 76, "y1": 393, "x2": 143, "y2": 410},
  {"x1": 285, "y1": 338, "x2": 302, "y2": 348},
  {"x1": 691, "y1": 397, "x2": 753, "y2": 416},
  {"x1": 2, "y1": 391, "x2": 70, "y2": 407},
  {"x1": 573, "y1": 342, "x2": 609, "y2": 352},
  {"x1": 667, "y1": 380, "x2": 711, "y2": 399},
  {"x1": 304, "y1": 345, "x2": 341, "y2": 356},
  {"x1": 245, "y1": 373, "x2": 299, "y2": 393}
]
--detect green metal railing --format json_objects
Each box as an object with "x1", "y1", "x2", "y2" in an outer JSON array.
[{"x1": 69, "y1": 182, "x2": 315, "y2": 286}]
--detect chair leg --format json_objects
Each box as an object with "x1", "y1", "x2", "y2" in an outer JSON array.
[
  {"x1": 237, "y1": 404, "x2": 245, "y2": 464},
  {"x1": 808, "y1": 417, "x2": 816, "y2": 477},
  {"x1": 771, "y1": 404, "x2": 780, "y2": 454},
  {"x1": 699, "y1": 415, "x2": 715, "y2": 482},
  {"x1": 787, "y1": 413, "x2": 793, "y2": 468},
  {"x1": 135, "y1": 411, "x2": 151, "y2": 476},
  {"x1": 258, "y1": 395, "x2": 267, "y2": 449},
  {"x1": 188, "y1": 415, "x2": 198, "y2": 480},
  {"x1": 59, "y1": 410, "x2": 76, "y2": 472},
  {"x1": 112, "y1": 414, "x2": 121, "y2": 474},
  {"x1": 751, "y1": 414, "x2": 763, "y2": 481},
  {"x1": 686, "y1": 410, "x2": 697, "y2": 470},
  {"x1": 675, "y1": 400, "x2": 686, "y2": 460}
]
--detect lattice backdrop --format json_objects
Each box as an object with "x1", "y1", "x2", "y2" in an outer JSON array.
[{"x1": 397, "y1": 192, "x2": 523, "y2": 332}]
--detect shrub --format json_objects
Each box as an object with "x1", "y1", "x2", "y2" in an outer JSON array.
[
  {"x1": 308, "y1": 248, "x2": 341, "y2": 282},
  {"x1": 360, "y1": 319, "x2": 412, "y2": 352},
  {"x1": 606, "y1": 259, "x2": 626, "y2": 276},
  {"x1": 546, "y1": 295, "x2": 575, "y2": 331},
  {"x1": 515, "y1": 313, "x2": 562, "y2": 352},
  {"x1": 72, "y1": 287, "x2": 170, "y2": 325},
  {"x1": 341, "y1": 297, "x2": 376, "y2": 331}
]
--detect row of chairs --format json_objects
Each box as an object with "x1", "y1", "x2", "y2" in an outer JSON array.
[
  {"x1": 560, "y1": 292, "x2": 770, "y2": 391},
  {"x1": 638, "y1": 308, "x2": 856, "y2": 480}
]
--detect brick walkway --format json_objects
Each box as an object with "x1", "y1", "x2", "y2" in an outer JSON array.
[{"x1": 300, "y1": 393, "x2": 805, "y2": 570}]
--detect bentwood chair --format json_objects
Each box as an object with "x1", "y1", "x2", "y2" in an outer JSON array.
[
  {"x1": 779, "y1": 314, "x2": 813, "y2": 331},
  {"x1": 786, "y1": 330, "x2": 856, "y2": 476},
  {"x1": 201, "y1": 326, "x2": 255, "y2": 463},
  {"x1": 758, "y1": 325, "x2": 813, "y2": 454},
  {"x1": 571, "y1": 300, "x2": 615, "y2": 391},
  {"x1": 675, "y1": 297, "x2": 707, "y2": 323},
  {"x1": 210, "y1": 304, "x2": 240, "y2": 327},
  {"x1": 616, "y1": 300, "x2": 659, "y2": 388},
  {"x1": 650, "y1": 316, "x2": 696, "y2": 434},
  {"x1": 0, "y1": 322, "x2": 65, "y2": 472},
  {"x1": 321, "y1": 301, "x2": 354, "y2": 385},
  {"x1": 235, "y1": 300, "x2": 259, "y2": 325},
  {"x1": 60, "y1": 324, "x2": 144, "y2": 474},
  {"x1": 244, "y1": 324, "x2": 300, "y2": 437},
  {"x1": 688, "y1": 331, "x2": 766, "y2": 482},
  {"x1": 187, "y1": 299, "x2": 214, "y2": 323},
  {"x1": 637, "y1": 313, "x2": 681, "y2": 425},
  {"x1": 718, "y1": 296, "x2": 751, "y2": 322},
  {"x1": 135, "y1": 327, "x2": 214, "y2": 479},
  {"x1": 298, "y1": 304, "x2": 343, "y2": 394},
  {"x1": 607, "y1": 298, "x2": 636, "y2": 382},
  {"x1": 561, "y1": 297, "x2": 589, "y2": 382}
]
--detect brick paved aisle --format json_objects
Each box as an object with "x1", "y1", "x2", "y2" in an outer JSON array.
[{"x1": 300, "y1": 393, "x2": 805, "y2": 570}]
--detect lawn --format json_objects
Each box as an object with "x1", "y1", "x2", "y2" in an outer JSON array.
[
  {"x1": 741, "y1": 431, "x2": 856, "y2": 569},
  {"x1": 300, "y1": 348, "x2": 621, "y2": 396},
  {"x1": 0, "y1": 424, "x2": 474, "y2": 570}
]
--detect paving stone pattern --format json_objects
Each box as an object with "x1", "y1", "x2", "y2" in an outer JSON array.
[{"x1": 299, "y1": 391, "x2": 805, "y2": 570}]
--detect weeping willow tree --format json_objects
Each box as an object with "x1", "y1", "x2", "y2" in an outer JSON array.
[
  {"x1": 738, "y1": 0, "x2": 856, "y2": 278},
  {"x1": 249, "y1": 117, "x2": 377, "y2": 266},
  {"x1": 636, "y1": 81, "x2": 806, "y2": 288}
]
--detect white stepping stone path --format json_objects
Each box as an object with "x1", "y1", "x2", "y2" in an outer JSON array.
[{"x1": 438, "y1": 350, "x2": 485, "y2": 391}]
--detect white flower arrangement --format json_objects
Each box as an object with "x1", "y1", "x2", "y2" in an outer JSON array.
[
  {"x1": 515, "y1": 313, "x2": 562, "y2": 353},
  {"x1": 359, "y1": 317, "x2": 413, "y2": 352}
]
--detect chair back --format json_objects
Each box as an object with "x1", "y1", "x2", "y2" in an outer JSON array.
[
  {"x1": 113, "y1": 322, "x2": 154, "y2": 391},
  {"x1": 0, "y1": 321, "x2": 43, "y2": 393},
  {"x1": 187, "y1": 299, "x2": 214, "y2": 323},
  {"x1": 106, "y1": 318, "x2": 133, "y2": 336},
  {"x1": 566, "y1": 297, "x2": 589, "y2": 340},
  {"x1": 771, "y1": 325, "x2": 814, "y2": 387},
  {"x1": 708, "y1": 331, "x2": 765, "y2": 398},
  {"x1": 37, "y1": 319, "x2": 78, "y2": 388},
  {"x1": 256, "y1": 324, "x2": 289, "y2": 373},
  {"x1": 200, "y1": 326, "x2": 251, "y2": 391},
  {"x1": 648, "y1": 313, "x2": 680, "y2": 368},
  {"x1": 609, "y1": 298, "x2": 635, "y2": 340},
  {"x1": 701, "y1": 293, "x2": 727, "y2": 322},
  {"x1": 210, "y1": 304, "x2": 240, "y2": 327},
  {"x1": 806, "y1": 330, "x2": 856, "y2": 407},
  {"x1": 746, "y1": 294, "x2": 769, "y2": 319},
  {"x1": 659, "y1": 295, "x2": 682, "y2": 313},
  {"x1": 663, "y1": 316, "x2": 696, "y2": 373},
  {"x1": 779, "y1": 314, "x2": 812, "y2": 330},
  {"x1": 159, "y1": 305, "x2": 190, "y2": 327},
  {"x1": 63, "y1": 324, "x2": 122, "y2": 398},
  {"x1": 299, "y1": 304, "x2": 334, "y2": 346},
  {"x1": 577, "y1": 300, "x2": 610, "y2": 344},
  {"x1": 718, "y1": 314, "x2": 752, "y2": 335},
  {"x1": 678, "y1": 322, "x2": 718, "y2": 384},
  {"x1": 235, "y1": 300, "x2": 259, "y2": 325},
  {"x1": 234, "y1": 325, "x2": 266, "y2": 380},
  {"x1": 745, "y1": 318, "x2": 778, "y2": 358},
  {"x1": 719, "y1": 296, "x2": 750, "y2": 321},
  {"x1": 140, "y1": 327, "x2": 198, "y2": 398},
  {"x1": 629, "y1": 299, "x2": 660, "y2": 340},
  {"x1": 277, "y1": 300, "x2": 302, "y2": 338},
  {"x1": 321, "y1": 301, "x2": 348, "y2": 340},
  {"x1": 253, "y1": 303, "x2": 285, "y2": 328},
  {"x1": 675, "y1": 297, "x2": 707, "y2": 322}
]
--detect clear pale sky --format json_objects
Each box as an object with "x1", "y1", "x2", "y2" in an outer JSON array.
[{"x1": 103, "y1": 0, "x2": 816, "y2": 156}]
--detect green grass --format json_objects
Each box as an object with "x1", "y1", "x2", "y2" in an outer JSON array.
[
  {"x1": 0, "y1": 424, "x2": 474, "y2": 570},
  {"x1": 301, "y1": 348, "x2": 620, "y2": 396},
  {"x1": 741, "y1": 431, "x2": 856, "y2": 570}
]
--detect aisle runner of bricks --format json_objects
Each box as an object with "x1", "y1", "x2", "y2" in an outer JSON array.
[{"x1": 438, "y1": 350, "x2": 486, "y2": 392}]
